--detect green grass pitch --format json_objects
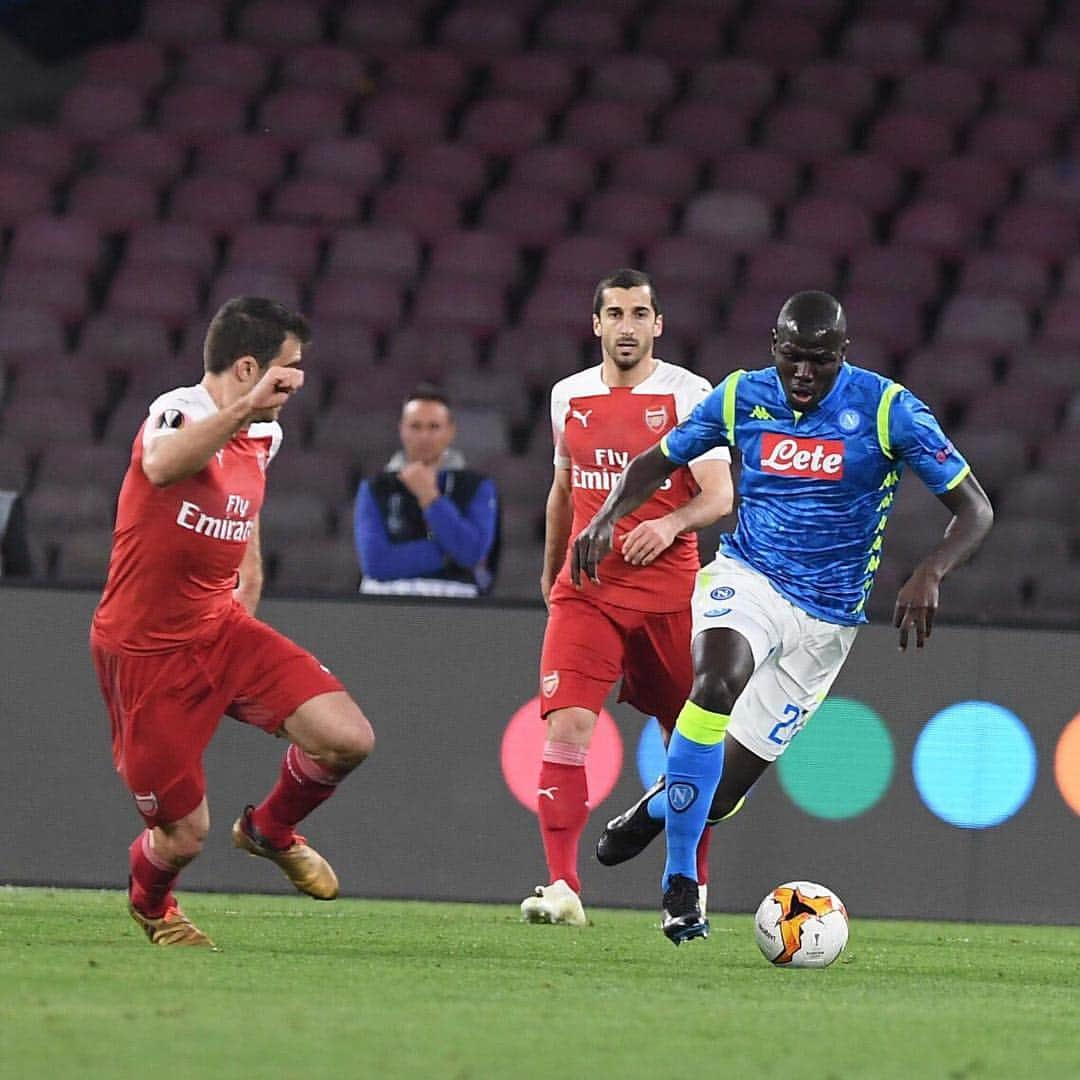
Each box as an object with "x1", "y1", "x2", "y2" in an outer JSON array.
[{"x1": 3, "y1": 886, "x2": 1079, "y2": 1079}]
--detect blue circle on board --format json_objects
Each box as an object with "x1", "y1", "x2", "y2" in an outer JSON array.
[
  {"x1": 913, "y1": 701, "x2": 1037, "y2": 829},
  {"x1": 637, "y1": 717, "x2": 667, "y2": 787}
]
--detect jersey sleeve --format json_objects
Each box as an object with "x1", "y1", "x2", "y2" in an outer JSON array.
[
  {"x1": 549, "y1": 380, "x2": 571, "y2": 469},
  {"x1": 673, "y1": 372, "x2": 730, "y2": 465},
  {"x1": 887, "y1": 387, "x2": 970, "y2": 494},
  {"x1": 661, "y1": 377, "x2": 733, "y2": 466},
  {"x1": 141, "y1": 387, "x2": 214, "y2": 447}
]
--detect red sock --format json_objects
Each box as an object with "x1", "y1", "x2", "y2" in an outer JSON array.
[
  {"x1": 537, "y1": 742, "x2": 589, "y2": 895},
  {"x1": 250, "y1": 743, "x2": 342, "y2": 848},
  {"x1": 695, "y1": 823, "x2": 713, "y2": 886},
  {"x1": 128, "y1": 831, "x2": 179, "y2": 919}
]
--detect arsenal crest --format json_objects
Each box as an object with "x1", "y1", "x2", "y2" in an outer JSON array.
[
  {"x1": 644, "y1": 406, "x2": 667, "y2": 432},
  {"x1": 541, "y1": 671, "x2": 560, "y2": 698}
]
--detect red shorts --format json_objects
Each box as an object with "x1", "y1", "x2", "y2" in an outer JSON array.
[
  {"x1": 90, "y1": 604, "x2": 344, "y2": 827},
  {"x1": 539, "y1": 580, "x2": 693, "y2": 731}
]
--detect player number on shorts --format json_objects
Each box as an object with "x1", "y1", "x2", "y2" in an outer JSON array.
[{"x1": 767, "y1": 703, "x2": 806, "y2": 747}]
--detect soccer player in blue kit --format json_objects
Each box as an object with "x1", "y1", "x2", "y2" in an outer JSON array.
[{"x1": 572, "y1": 291, "x2": 994, "y2": 944}]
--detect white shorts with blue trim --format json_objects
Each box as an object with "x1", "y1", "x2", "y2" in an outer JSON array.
[{"x1": 690, "y1": 554, "x2": 858, "y2": 762}]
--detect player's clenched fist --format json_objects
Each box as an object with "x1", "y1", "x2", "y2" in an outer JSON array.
[{"x1": 245, "y1": 365, "x2": 304, "y2": 418}]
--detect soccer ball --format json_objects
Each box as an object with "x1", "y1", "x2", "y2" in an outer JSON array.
[{"x1": 754, "y1": 881, "x2": 848, "y2": 968}]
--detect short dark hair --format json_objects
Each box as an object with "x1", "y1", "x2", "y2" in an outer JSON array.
[
  {"x1": 404, "y1": 383, "x2": 451, "y2": 410},
  {"x1": 203, "y1": 297, "x2": 311, "y2": 374},
  {"x1": 592, "y1": 268, "x2": 662, "y2": 317}
]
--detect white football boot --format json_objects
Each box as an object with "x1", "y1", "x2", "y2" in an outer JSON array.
[{"x1": 520, "y1": 879, "x2": 588, "y2": 927}]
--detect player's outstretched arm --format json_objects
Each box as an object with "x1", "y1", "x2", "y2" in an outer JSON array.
[
  {"x1": 143, "y1": 366, "x2": 302, "y2": 486},
  {"x1": 571, "y1": 444, "x2": 679, "y2": 586},
  {"x1": 894, "y1": 474, "x2": 994, "y2": 650}
]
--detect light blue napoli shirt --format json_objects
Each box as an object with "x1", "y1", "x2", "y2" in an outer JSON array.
[{"x1": 660, "y1": 363, "x2": 970, "y2": 625}]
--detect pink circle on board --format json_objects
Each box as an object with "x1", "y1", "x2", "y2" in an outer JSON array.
[{"x1": 500, "y1": 696, "x2": 624, "y2": 814}]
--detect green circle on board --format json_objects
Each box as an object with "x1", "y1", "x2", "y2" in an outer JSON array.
[{"x1": 775, "y1": 697, "x2": 894, "y2": 820}]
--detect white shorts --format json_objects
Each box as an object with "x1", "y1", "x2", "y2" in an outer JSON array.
[{"x1": 690, "y1": 553, "x2": 858, "y2": 762}]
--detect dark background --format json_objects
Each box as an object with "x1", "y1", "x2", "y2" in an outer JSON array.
[{"x1": 2, "y1": 585, "x2": 1077, "y2": 924}]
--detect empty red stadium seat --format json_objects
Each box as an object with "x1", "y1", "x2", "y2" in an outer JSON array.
[
  {"x1": 812, "y1": 154, "x2": 903, "y2": 213},
  {"x1": 891, "y1": 200, "x2": 977, "y2": 258},
  {"x1": 1, "y1": 264, "x2": 88, "y2": 323},
  {"x1": 237, "y1": 0, "x2": 325, "y2": 47},
  {"x1": 309, "y1": 275, "x2": 404, "y2": 330},
  {"x1": 535, "y1": 7, "x2": 624, "y2": 56},
  {"x1": 410, "y1": 275, "x2": 507, "y2": 339},
  {"x1": 176, "y1": 42, "x2": 269, "y2": 93},
  {"x1": 709, "y1": 149, "x2": 800, "y2": 206},
  {"x1": 10, "y1": 216, "x2": 101, "y2": 271},
  {"x1": 480, "y1": 187, "x2": 570, "y2": 246},
  {"x1": 938, "y1": 20, "x2": 1025, "y2": 74},
  {"x1": 662, "y1": 102, "x2": 747, "y2": 158},
  {"x1": 125, "y1": 223, "x2": 215, "y2": 274},
  {"x1": 760, "y1": 104, "x2": 850, "y2": 163},
  {"x1": 745, "y1": 243, "x2": 838, "y2": 294},
  {"x1": 438, "y1": 5, "x2": 526, "y2": 58},
  {"x1": 142, "y1": 0, "x2": 226, "y2": 44},
  {"x1": 608, "y1": 146, "x2": 699, "y2": 200},
  {"x1": 107, "y1": 264, "x2": 202, "y2": 328},
  {"x1": 297, "y1": 138, "x2": 384, "y2": 187},
  {"x1": 967, "y1": 113, "x2": 1053, "y2": 170},
  {"x1": 226, "y1": 224, "x2": 322, "y2": 276},
  {"x1": 259, "y1": 88, "x2": 348, "y2": 147},
  {"x1": 643, "y1": 236, "x2": 738, "y2": 296},
  {"x1": 580, "y1": 190, "x2": 673, "y2": 245},
  {"x1": 83, "y1": 41, "x2": 167, "y2": 93},
  {"x1": 95, "y1": 131, "x2": 185, "y2": 183},
  {"x1": 589, "y1": 56, "x2": 677, "y2": 106},
  {"x1": 789, "y1": 61, "x2": 877, "y2": 117},
  {"x1": 195, "y1": 133, "x2": 287, "y2": 181},
  {"x1": 737, "y1": 14, "x2": 822, "y2": 69},
  {"x1": 0, "y1": 306, "x2": 65, "y2": 356},
  {"x1": 848, "y1": 247, "x2": 941, "y2": 301},
  {"x1": 398, "y1": 144, "x2": 488, "y2": 200},
  {"x1": 281, "y1": 45, "x2": 366, "y2": 92},
  {"x1": 868, "y1": 110, "x2": 955, "y2": 168},
  {"x1": 894, "y1": 64, "x2": 983, "y2": 121},
  {"x1": 543, "y1": 235, "x2": 637, "y2": 286},
  {"x1": 326, "y1": 226, "x2": 421, "y2": 282},
  {"x1": 271, "y1": 178, "x2": 359, "y2": 229},
  {"x1": 996, "y1": 68, "x2": 1079, "y2": 121},
  {"x1": 919, "y1": 156, "x2": 1011, "y2": 216},
  {"x1": 339, "y1": 2, "x2": 424, "y2": 51},
  {"x1": 785, "y1": 196, "x2": 874, "y2": 253},
  {"x1": 0, "y1": 126, "x2": 76, "y2": 181},
  {"x1": 428, "y1": 231, "x2": 521, "y2": 282},
  {"x1": 686, "y1": 59, "x2": 775, "y2": 113},
  {"x1": 460, "y1": 98, "x2": 550, "y2": 156},
  {"x1": 683, "y1": 191, "x2": 773, "y2": 250},
  {"x1": 486, "y1": 54, "x2": 577, "y2": 110},
  {"x1": 993, "y1": 204, "x2": 1078, "y2": 261},
  {"x1": 58, "y1": 84, "x2": 144, "y2": 140},
  {"x1": 841, "y1": 17, "x2": 924, "y2": 76},
  {"x1": 158, "y1": 86, "x2": 249, "y2": 140},
  {"x1": 639, "y1": 7, "x2": 728, "y2": 60},
  {"x1": 936, "y1": 294, "x2": 1031, "y2": 348},
  {"x1": 370, "y1": 182, "x2": 462, "y2": 242},
  {"x1": 169, "y1": 176, "x2": 259, "y2": 230},
  {"x1": 506, "y1": 145, "x2": 596, "y2": 200},
  {"x1": 361, "y1": 92, "x2": 451, "y2": 151}
]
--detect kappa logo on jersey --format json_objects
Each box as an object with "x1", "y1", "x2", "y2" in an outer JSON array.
[
  {"x1": 541, "y1": 671, "x2": 560, "y2": 697},
  {"x1": 644, "y1": 406, "x2": 668, "y2": 432},
  {"x1": 667, "y1": 782, "x2": 698, "y2": 812},
  {"x1": 760, "y1": 434, "x2": 845, "y2": 480},
  {"x1": 570, "y1": 408, "x2": 593, "y2": 428},
  {"x1": 750, "y1": 404, "x2": 775, "y2": 421}
]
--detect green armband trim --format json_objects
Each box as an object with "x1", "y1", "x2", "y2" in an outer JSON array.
[
  {"x1": 944, "y1": 463, "x2": 971, "y2": 491},
  {"x1": 723, "y1": 370, "x2": 745, "y2": 445},
  {"x1": 707, "y1": 795, "x2": 746, "y2": 826},
  {"x1": 876, "y1": 382, "x2": 904, "y2": 460},
  {"x1": 674, "y1": 700, "x2": 731, "y2": 746}
]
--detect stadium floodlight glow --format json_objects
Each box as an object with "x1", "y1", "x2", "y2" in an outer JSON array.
[
  {"x1": 636, "y1": 716, "x2": 667, "y2": 788},
  {"x1": 499, "y1": 696, "x2": 623, "y2": 813},
  {"x1": 913, "y1": 701, "x2": 1037, "y2": 829},
  {"x1": 1054, "y1": 714, "x2": 1080, "y2": 816},
  {"x1": 776, "y1": 697, "x2": 894, "y2": 820}
]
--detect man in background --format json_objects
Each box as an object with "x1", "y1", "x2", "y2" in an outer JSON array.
[{"x1": 354, "y1": 385, "x2": 499, "y2": 598}]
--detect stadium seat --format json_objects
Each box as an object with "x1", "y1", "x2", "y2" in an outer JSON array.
[
  {"x1": 281, "y1": 44, "x2": 366, "y2": 92},
  {"x1": 946, "y1": 427, "x2": 1029, "y2": 494},
  {"x1": 662, "y1": 102, "x2": 748, "y2": 158},
  {"x1": 745, "y1": 243, "x2": 838, "y2": 295},
  {"x1": 297, "y1": 138, "x2": 384, "y2": 188},
  {"x1": 158, "y1": 86, "x2": 250, "y2": 140},
  {"x1": 309, "y1": 403, "x2": 400, "y2": 462},
  {"x1": 737, "y1": 14, "x2": 823, "y2": 69},
  {"x1": 169, "y1": 176, "x2": 259, "y2": 231},
  {"x1": 643, "y1": 236, "x2": 738, "y2": 296},
  {"x1": 339, "y1": 2, "x2": 424, "y2": 51},
  {"x1": 811, "y1": 154, "x2": 903, "y2": 214},
  {"x1": 785, "y1": 197, "x2": 874, "y2": 253},
  {"x1": 258, "y1": 491, "x2": 332, "y2": 542},
  {"x1": 580, "y1": 190, "x2": 673, "y2": 245},
  {"x1": 563, "y1": 100, "x2": 654, "y2": 156},
  {"x1": 840, "y1": 16, "x2": 925, "y2": 76},
  {"x1": 963, "y1": 0, "x2": 1048, "y2": 29},
  {"x1": 488, "y1": 327, "x2": 582, "y2": 388},
  {"x1": 382, "y1": 326, "x2": 476, "y2": 378},
  {"x1": 957, "y1": 252, "x2": 1049, "y2": 304},
  {"x1": 125, "y1": 222, "x2": 216, "y2": 274},
  {"x1": 0, "y1": 306, "x2": 65, "y2": 357},
  {"x1": 1023, "y1": 159, "x2": 1080, "y2": 208},
  {"x1": 258, "y1": 88, "x2": 348, "y2": 147},
  {"x1": 725, "y1": 288, "x2": 794, "y2": 336},
  {"x1": 141, "y1": 0, "x2": 226, "y2": 44},
  {"x1": 486, "y1": 54, "x2": 577, "y2": 111},
  {"x1": 226, "y1": 223, "x2": 322, "y2": 277},
  {"x1": 176, "y1": 42, "x2": 269, "y2": 93},
  {"x1": 460, "y1": 98, "x2": 551, "y2": 156},
  {"x1": 271, "y1": 178, "x2": 359, "y2": 229},
  {"x1": 10, "y1": 216, "x2": 101, "y2": 272},
  {"x1": 0, "y1": 264, "x2": 88, "y2": 324},
  {"x1": 36, "y1": 443, "x2": 133, "y2": 490},
  {"x1": 370, "y1": 182, "x2": 462, "y2": 242},
  {"x1": 639, "y1": 6, "x2": 729, "y2": 60},
  {"x1": 1007, "y1": 348, "x2": 1080, "y2": 398},
  {"x1": 236, "y1": 0, "x2": 325, "y2": 47},
  {"x1": 361, "y1": 92, "x2": 452, "y2": 151},
  {"x1": 683, "y1": 191, "x2": 773, "y2": 251},
  {"x1": 1041, "y1": 26, "x2": 1080, "y2": 68},
  {"x1": 96, "y1": 131, "x2": 186, "y2": 183},
  {"x1": 894, "y1": 64, "x2": 983, "y2": 121},
  {"x1": 442, "y1": 368, "x2": 532, "y2": 426},
  {"x1": 410, "y1": 276, "x2": 507, "y2": 340},
  {"x1": 437, "y1": 5, "x2": 526, "y2": 58},
  {"x1": 841, "y1": 288, "x2": 925, "y2": 354},
  {"x1": 760, "y1": 104, "x2": 850, "y2": 164},
  {"x1": 967, "y1": 113, "x2": 1054, "y2": 171},
  {"x1": 208, "y1": 270, "x2": 302, "y2": 317},
  {"x1": 506, "y1": 145, "x2": 596, "y2": 200},
  {"x1": 936, "y1": 559, "x2": 1028, "y2": 622},
  {"x1": 76, "y1": 312, "x2": 174, "y2": 372},
  {"x1": 535, "y1": 6, "x2": 624, "y2": 56},
  {"x1": 1028, "y1": 565, "x2": 1080, "y2": 625},
  {"x1": 398, "y1": 144, "x2": 488, "y2": 200},
  {"x1": 938, "y1": 20, "x2": 1025, "y2": 74},
  {"x1": 0, "y1": 126, "x2": 77, "y2": 182},
  {"x1": 83, "y1": 41, "x2": 168, "y2": 94},
  {"x1": 936, "y1": 295, "x2": 1030, "y2": 348},
  {"x1": 428, "y1": 231, "x2": 521, "y2": 283},
  {"x1": 961, "y1": 381, "x2": 1061, "y2": 441},
  {"x1": 686, "y1": 58, "x2": 775, "y2": 113},
  {"x1": 919, "y1": 156, "x2": 1011, "y2": 216},
  {"x1": 542, "y1": 235, "x2": 638, "y2": 286},
  {"x1": 891, "y1": 200, "x2": 978, "y2": 259},
  {"x1": 272, "y1": 539, "x2": 359, "y2": 594},
  {"x1": 520, "y1": 281, "x2": 598, "y2": 337},
  {"x1": 996, "y1": 68, "x2": 1079, "y2": 121},
  {"x1": 267, "y1": 448, "x2": 356, "y2": 504},
  {"x1": 326, "y1": 226, "x2": 421, "y2": 282},
  {"x1": 1036, "y1": 429, "x2": 1080, "y2": 479},
  {"x1": 588, "y1": 55, "x2": 677, "y2": 106},
  {"x1": 995, "y1": 471, "x2": 1073, "y2": 525},
  {"x1": 867, "y1": 110, "x2": 955, "y2": 168},
  {"x1": 848, "y1": 247, "x2": 941, "y2": 301},
  {"x1": 309, "y1": 275, "x2": 404, "y2": 330},
  {"x1": 1035, "y1": 298, "x2": 1080, "y2": 348},
  {"x1": 708, "y1": 149, "x2": 801, "y2": 206},
  {"x1": 480, "y1": 187, "x2": 571, "y2": 247},
  {"x1": 58, "y1": 84, "x2": 144, "y2": 140},
  {"x1": 789, "y1": 61, "x2": 878, "y2": 118},
  {"x1": 308, "y1": 320, "x2": 378, "y2": 377},
  {"x1": 195, "y1": 133, "x2": 287, "y2": 182},
  {"x1": 107, "y1": 264, "x2": 202, "y2": 329},
  {"x1": 993, "y1": 204, "x2": 1077, "y2": 261},
  {"x1": 8, "y1": 358, "x2": 114, "y2": 413},
  {"x1": 607, "y1": 146, "x2": 699, "y2": 201},
  {"x1": 67, "y1": 174, "x2": 160, "y2": 230},
  {"x1": 3, "y1": 395, "x2": 96, "y2": 449},
  {"x1": 53, "y1": 527, "x2": 115, "y2": 584}
]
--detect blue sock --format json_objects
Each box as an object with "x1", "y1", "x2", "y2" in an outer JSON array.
[
  {"x1": 662, "y1": 729, "x2": 725, "y2": 891},
  {"x1": 649, "y1": 742, "x2": 726, "y2": 821}
]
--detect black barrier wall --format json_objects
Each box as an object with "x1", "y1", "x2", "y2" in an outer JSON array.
[{"x1": 2, "y1": 585, "x2": 1077, "y2": 924}]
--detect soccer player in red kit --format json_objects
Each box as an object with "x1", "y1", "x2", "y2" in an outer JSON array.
[
  {"x1": 521, "y1": 270, "x2": 733, "y2": 926},
  {"x1": 91, "y1": 297, "x2": 375, "y2": 948}
]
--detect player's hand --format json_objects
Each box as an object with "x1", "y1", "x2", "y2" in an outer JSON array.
[
  {"x1": 571, "y1": 518, "x2": 614, "y2": 587},
  {"x1": 540, "y1": 569, "x2": 554, "y2": 609},
  {"x1": 244, "y1": 365, "x2": 303, "y2": 416},
  {"x1": 893, "y1": 569, "x2": 941, "y2": 651},
  {"x1": 399, "y1": 462, "x2": 440, "y2": 507},
  {"x1": 620, "y1": 516, "x2": 679, "y2": 566}
]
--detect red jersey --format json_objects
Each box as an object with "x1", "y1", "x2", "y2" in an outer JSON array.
[
  {"x1": 92, "y1": 384, "x2": 282, "y2": 654},
  {"x1": 550, "y1": 360, "x2": 729, "y2": 613}
]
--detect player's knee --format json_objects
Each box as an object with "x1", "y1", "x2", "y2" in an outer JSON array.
[
  {"x1": 691, "y1": 672, "x2": 742, "y2": 716},
  {"x1": 323, "y1": 707, "x2": 374, "y2": 772},
  {"x1": 546, "y1": 708, "x2": 593, "y2": 745},
  {"x1": 157, "y1": 822, "x2": 207, "y2": 865}
]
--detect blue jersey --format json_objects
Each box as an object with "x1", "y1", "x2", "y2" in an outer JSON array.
[{"x1": 660, "y1": 363, "x2": 970, "y2": 625}]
